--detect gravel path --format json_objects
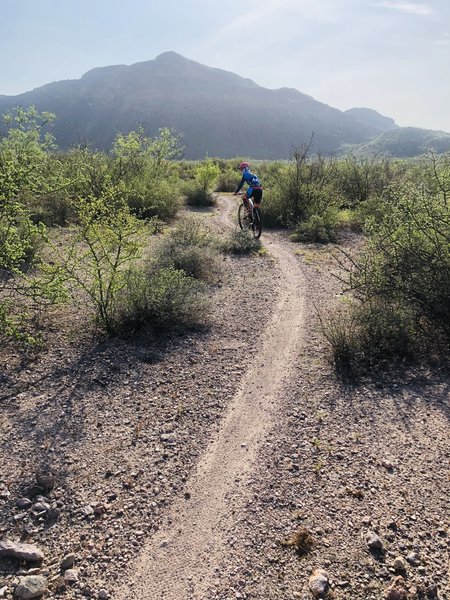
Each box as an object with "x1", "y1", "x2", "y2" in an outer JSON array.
[{"x1": 116, "y1": 199, "x2": 306, "y2": 599}]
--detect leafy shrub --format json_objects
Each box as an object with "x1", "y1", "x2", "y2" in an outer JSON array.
[
  {"x1": 183, "y1": 180, "x2": 216, "y2": 206},
  {"x1": 327, "y1": 157, "x2": 450, "y2": 373},
  {"x1": 221, "y1": 228, "x2": 261, "y2": 255},
  {"x1": 215, "y1": 169, "x2": 237, "y2": 192},
  {"x1": 29, "y1": 192, "x2": 74, "y2": 226},
  {"x1": 290, "y1": 211, "x2": 338, "y2": 244},
  {"x1": 183, "y1": 159, "x2": 220, "y2": 206},
  {"x1": 126, "y1": 179, "x2": 180, "y2": 220},
  {"x1": 321, "y1": 301, "x2": 418, "y2": 377},
  {"x1": 113, "y1": 266, "x2": 209, "y2": 334},
  {"x1": 50, "y1": 188, "x2": 146, "y2": 333},
  {"x1": 153, "y1": 217, "x2": 219, "y2": 281},
  {"x1": 353, "y1": 182, "x2": 450, "y2": 340}
]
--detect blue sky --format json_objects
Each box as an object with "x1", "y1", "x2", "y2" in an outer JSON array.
[{"x1": 2, "y1": 0, "x2": 449, "y2": 131}]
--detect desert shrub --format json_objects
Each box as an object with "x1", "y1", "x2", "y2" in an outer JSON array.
[
  {"x1": 334, "y1": 208, "x2": 362, "y2": 232},
  {"x1": 50, "y1": 187, "x2": 146, "y2": 333},
  {"x1": 353, "y1": 195, "x2": 385, "y2": 228},
  {"x1": 0, "y1": 107, "x2": 69, "y2": 344},
  {"x1": 184, "y1": 159, "x2": 220, "y2": 206},
  {"x1": 336, "y1": 155, "x2": 396, "y2": 208},
  {"x1": 290, "y1": 210, "x2": 338, "y2": 244},
  {"x1": 183, "y1": 180, "x2": 216, "y2": 206},
  {"x1": 28, "y1": 190, "x2": 75, "y2": 226},
  {"x1": 327, "y1": 158, "x2": 450, "y2": 373},
  {"x1": 112, "y1": 266, "x2": 209, "y2": 334},
  {"x1": 215, "y1": 168, "x2": 237, "y2": 192},
  {"x1": 126, "y1": 178, "x2": 180, "y2": 221},
  {"x1": 221, "y1": 228, "x2": 261, "y2": 255},
  {"x1": 261, "y1": 145, "x2": 339, "y2": 228},
  {"x1": 353, "y1": 183, "x2": 450, "y2": 340},
  {"x1": 321, "y1": 300, "x2": 419, "y2": 377},
  {"x1": 261, "y1": 186, "x2": 289, "y2": 228},
  {"x1": 153, "y1": 217, "x2": 219, "y2": 281}
]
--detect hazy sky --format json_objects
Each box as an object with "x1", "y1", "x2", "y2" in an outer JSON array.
[{"x1": 2, "y1": 0, "x2": 449, "y2": 131}]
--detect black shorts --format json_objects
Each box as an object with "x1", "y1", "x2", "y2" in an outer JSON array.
[{"x1": 249, "y1": 188, "x2": 263, "y2": 204}]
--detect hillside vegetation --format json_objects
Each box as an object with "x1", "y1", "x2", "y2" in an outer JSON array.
[{"x1": 1, "y1": 106, "x2": 449, "y2": 376}]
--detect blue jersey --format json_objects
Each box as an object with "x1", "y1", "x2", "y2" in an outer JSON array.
[{"x1": 236, "y1": 169, "x2": 262, "y2": 195}]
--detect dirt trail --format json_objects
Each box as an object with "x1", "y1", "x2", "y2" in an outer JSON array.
[{"x1": 117, "y1": 196, "x2": 305, "y2": 599}]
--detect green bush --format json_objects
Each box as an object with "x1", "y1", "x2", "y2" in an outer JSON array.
[
  {"x1": 221, "y1": 228, "x2": 261, "y2": 255},
  {"x1": 183, "y1": 159, "x2": 220, "y2": 206},
  {"x1": 321, "y1": 300, "x2": 418, "y2": 377},
  {"x1": 352, "y1": 182, "x2": 450, "y2": 340},
  {"x1": 215, "y1": 169, "x2": 237, "y2": 192},
  {"x1": 126, "y1": 179, "x2": 180, "y2": 220},
  {"x1": 290, "y1": 211, "x2": 338, "y2": 244},
  {"x1": 153, "y1": 217, "x2": 219, "y2": 281},
  {"x1": 113, "y1": 266, "x2": 209, "y2": 334},
  {"x1": 328, "y1": 156, "x2": 450, "y2": 373},
  {"x1": 183, "y1": 180, "x2": 216, "y2": 206}
]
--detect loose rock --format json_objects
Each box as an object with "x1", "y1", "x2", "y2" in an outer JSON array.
[
  {"x1": 366, "y1": 531, "x2": 384, "y2": 552},
  {"x1": 308, "y1": 568, "x2": 329, "y2": 598},
  {"x1": 60, "y1": 553, "x2": 76, "y2": 571},
  {"x1": 14, "y1": 575, "x2": 48, "y2": 599},
  {"x1": 0, "y1": 541, "x2": 44, "y2": 563}
]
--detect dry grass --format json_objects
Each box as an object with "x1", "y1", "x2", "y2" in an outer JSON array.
[{"x1": 281, "y1": 528, "x2": 315, "y2": 556}]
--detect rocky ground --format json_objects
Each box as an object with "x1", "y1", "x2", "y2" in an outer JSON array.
[
  {"x1": 206, "y1": 241, "x2": 449, "y2": 600},
  {"x1": 0, "y1": 198, "x2": 449, "y2": 600}
]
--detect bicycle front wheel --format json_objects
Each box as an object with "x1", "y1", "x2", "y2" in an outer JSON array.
[{"x1": 238, "y1": 203, "x2": 251, "y2": 231}]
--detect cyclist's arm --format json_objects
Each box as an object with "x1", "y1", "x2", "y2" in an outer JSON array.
[{"x1": 235, "y1": 174, "x2": 246, "y2": 194}]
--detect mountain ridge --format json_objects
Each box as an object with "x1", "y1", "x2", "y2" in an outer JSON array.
[{"x1": 0, "y1": 52, "x2": 448, "y2": 159}]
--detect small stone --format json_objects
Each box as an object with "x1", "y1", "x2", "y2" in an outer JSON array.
[
  {"x1": 81, "y1": 505, "x2": 95, "y2": 518},
  {"x1": 64, "y1": 569, "x2": 79, "y2": 584},
  {"x1": 0, "y1": 540, "x2": 44, "y2": 563},
  {"x1": 60, "y1": 554, "x2": 76, "y2": 571},
  {"x1": 98, "y1": 590, "x2": 108, "y2": 599},
  {"x1": 13, "y1": 513, "x2": 28, "y2": 521},
  {"x1": 366, "y1": 531, "x2": 384, "y2": 552},
  {"x1": 16, "y1": 498, "x2": 32, "y2": 510},
  {"x1": 406, "y1": 552, "x2": 420, "y2": 566},
  {"x1": 35, "y1": 471, "x2": 55, "y2": 491},
  {"x1": 309, "y1": 568, "x2": 329, "y2": 597},
  {"x1": 384, "y1": 576, "x2": 408, "y2": 600},
  {"x1": 14, "y1": 575, "x2": 48, "y2": 599},
  {"x1": 31, "y1": 502, "x2": 50, "y2": 514},
  {"x1": 393, "y1": 557, "x2": 406, "y2": 571}
]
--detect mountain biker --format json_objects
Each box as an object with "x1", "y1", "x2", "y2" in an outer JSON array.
[{"x1": 233, "y1": 162, "x2": 263, "y2": 215}]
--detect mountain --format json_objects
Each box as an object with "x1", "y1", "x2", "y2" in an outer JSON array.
[
  {"x1": 344, "y1": 107, "x2": 398, "y2": 136},
  {"x1": 0, "y1": 52, "x2": 373, "y2": 159},
  {"x1": 0, "y1": 52, "x2": 447, "y2": 159},
  {"x1": 340, "y1": 127, "x2": 450, "y2": 158}
]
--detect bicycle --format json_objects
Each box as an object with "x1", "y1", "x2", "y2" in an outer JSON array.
[{"x1": 237, "y1": 193, "x2": 262, "y2": 239}]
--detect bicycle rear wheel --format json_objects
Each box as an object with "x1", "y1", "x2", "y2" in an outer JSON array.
[
  {"x1": 252, "y1": 207, "x2": 262, "y2": 239},
  {"x1": 238, "y1": 203, "x2": 251, "y2": 231}
]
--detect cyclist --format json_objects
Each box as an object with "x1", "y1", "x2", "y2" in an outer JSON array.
[{"x1": 233, "y1": 162, "x2": 263, "y2": 217}]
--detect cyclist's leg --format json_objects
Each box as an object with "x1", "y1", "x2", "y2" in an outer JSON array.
[
  {"x1": 245, "y1": 187, "x2": 254, "y2": 218},
  {"x1": 244, "y1": 190, "x2": 252, "y2": 215},
  {"x1": 252, "y1": 188, "x2": 262, "y2": 208}
]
